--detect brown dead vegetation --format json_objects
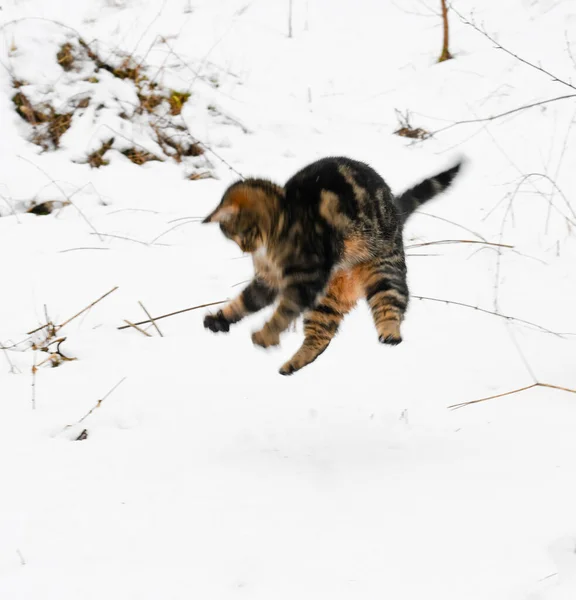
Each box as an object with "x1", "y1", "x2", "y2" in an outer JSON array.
[
  {"x1": 86, "y1": 138, "x2": 114, "y2": 168},
  {"x1": 57, "y1": 42, "x2": 75, "y2": 71},
  {"x1": 12, "y1": 90, "x2": 73, "y2": 149},
  {"x1": 12, "y1": 36, "x2": 208, "y2": 176},
  {"x1": 77, "y1": 97, "x2": 90, "y2": 109},
  {"x1": 393, "y1": 109, "x2": 430, "y2": 140},
  {"x1": 121, "y1": 147, "x2": 161, "y2": 165},
  {"x1": 168, "y1": 90, "x2": 191, "y2": 116},
  {"x1": 154, "y1": 125, "x2": 204, "y2": 163},
  {"x1": 27, "y1": 199, "x2": 70, "y2": 216}
]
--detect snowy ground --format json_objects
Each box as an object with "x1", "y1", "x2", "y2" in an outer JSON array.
[{"x1": 1, "y1": 1, "x2": 576, "y2": 598}]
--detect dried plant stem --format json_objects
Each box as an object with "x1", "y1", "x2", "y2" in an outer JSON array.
[
  {"x1": 118, "y1": 300, "x2": 226, "y2": 330},
  {"x1": 415, "y1": 212, "x2": 488, "y2": 242},
  {"x1": 58, "y1": 286, "x2": 119, "y2": 329},
  {"x1": 89, "y1": 232, "x2": 152, "y2": 246},
  {"x1": 406, "y1": 239, "x2": 513, "y2": 250},
  {"x1": 62, "y1": 377, "x2": 128, "y2": 430},
  {"x1": 449, "y1": 382, "x2": 576, "y2": 410},
  {"x1": 123, "y1": 320, "x2": 152, "y2": 337},
  {"x1": 454, "y1": 9, "x2": 576, "y2": 92},
  {"x1": 138, "y1": 301, "x2": 163, "y2": 337},
  {"x1": 413, "y1": 295, "x2": 565, "y2": 336},
  {"x1": 16, "y1": 549, "x2": 26, "y2": 566},
  {"x1": 431, "y1": 94, "x2": 576, "y2": 136},
  {"x1": 28, "y1": 286, "x2": 119, "y2": 335},
  {"x1": 31, "y1": 354, "x2": 37, "y2": 410},
  {"x1": 438, "y1": 0, "x2": 453, "y2": 62},
  {"x1": 2, "y1": 346, "x2": 18, "y2": 374}
]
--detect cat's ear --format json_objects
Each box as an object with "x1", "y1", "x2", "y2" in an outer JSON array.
[{"x1": 202, "y1": 203, "x2": 239, "y2": 224}]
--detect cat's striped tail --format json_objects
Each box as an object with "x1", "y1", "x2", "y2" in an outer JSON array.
[{"x1": 394, "y1": 160, "x2": 464, "y2": 225}]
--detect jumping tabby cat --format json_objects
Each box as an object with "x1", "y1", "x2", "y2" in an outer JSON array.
[{"x1": 202, "y1": 156, "x2": 462, "y2": 375}]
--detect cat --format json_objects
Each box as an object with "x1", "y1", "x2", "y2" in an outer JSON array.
[{"x1": 202, "y1": 156, "x2": 463, "y2": 375}]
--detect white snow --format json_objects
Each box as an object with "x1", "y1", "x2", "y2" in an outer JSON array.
[{"x1": 1, "y1": 1, "x2": 576, "y2": 598}]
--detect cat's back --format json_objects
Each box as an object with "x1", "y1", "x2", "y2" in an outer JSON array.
[
  {"x1": 284, "y1": 156, "x2": 386, "y2": 204},
  {"x1": 282, "y1": 157, "x2": 398, "y2": 243}
]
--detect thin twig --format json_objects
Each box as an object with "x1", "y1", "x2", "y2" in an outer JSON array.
[
  {"x1": 31, "y1": 354, "x2": 37, "y2": 410},
  {"x1": 2, "y1": 346, "x2": 19, "y2": 374},
  {"x1": 62, "y1": 377, "x2": 128, "y2": 431},
  {"x1": 149, "y1": 220, "x2": 199, "y2": 244},
  {"x1": 16, "y1": 549, "x2": 26, "y2": 567},
  {"x1": 58, "y1": 247, "x2": 110, "y2": 253},
  {"x1": 89, "y1": 232, "x2": 153, "y2": 246},
  {"x1": 406, "y1": 239, "x2": 513, "y2": 249},
  {"x1": 413, "y1": 295, "x2": 565, "y2": 336},
  {"x1": 28, "y1": 287, "x2": 119, "y2": 335},
  {"x1": 16, "y1": 155, "x2": 103, "y2": 241},
  {"x1": 449, "y1": 382, "x2": 576, "y2": 410},
  {"x1": 0, "y1": 193, "x2": 21, "y2": 223},
  {"x1": 123, "y1": 320, "x2": 152, "y2": 337},
  {"x1": 454, "y1": 9, "x2": 576, "y2": 91},
  {"x1": 430, "y1": 94, "x2": 576, "y2": 136},
  {"x1": 58, "y1": 286, "x2": 119, "y2": 331},
  {"x1": 138, "y1": 301, "x2": 163, "y2": 337},
  {"x1": 181, "y1": 120, "x2": 245, "y2": 180},
  {"x1": 118, "y1": 300, "x2": 226, "y2": 330},
  {"x1": 506, "y1": 324, "x2": 538, "y2": 382},
  {"x1": 413, "y1": 212, "x2": 488, "y2": 242}
]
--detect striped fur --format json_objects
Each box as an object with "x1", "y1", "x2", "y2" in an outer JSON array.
[{"x1": 203, "y1": 156, "x2": 463, "y2": 375}]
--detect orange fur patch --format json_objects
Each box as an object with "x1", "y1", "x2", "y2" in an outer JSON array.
[{"x1": 343, "y1": 236, "x2": 372, "y2": 264}]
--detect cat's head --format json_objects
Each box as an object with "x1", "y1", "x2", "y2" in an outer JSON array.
[{"x1": 202, "y1": 179, "x2": 283, "y2": 253}]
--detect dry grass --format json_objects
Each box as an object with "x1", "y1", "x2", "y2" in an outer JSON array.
[
  {"x1": 57, "y1": 42, "x2": 75, "y2": 71},
  {"x1": 168, "y1": 90, "x2": 191, "y2": 116},
  {"x1": 46, "y1": 112, "x2": 73, "y2": 147},
  {"x1": 138, "y1": 91, "x2": 164, "y2": 114},
  {"x1": 393, "y1": 109, "x2": 430, "y2": 140},
  {"x1": 13, "y1": 89, "x2": 73, "y2": 149},
  {"x1": 27, "y1": 199, "x2": 70, "y2": 216},
  {"x1": 154, "y1": 125, "x2": 204, "y2": 163},
  {"x1": 77, "y1": 97, "x2": 90, "y2": 109},
  {"x1": 187, "y1": 171, "x2": 213, "y2": 180},
  {"x1": 121, "y1": 147, "x2": 161, "y2": 165},
  {"x1": 12, "y1": 90, "x2": 50, "y2": 125},
  {"x1": 86, "y1": 138, "x2": 114, "y2": 168},
  {"x1": 13, "y1": 36, "x2": 210, "y2": 176}
]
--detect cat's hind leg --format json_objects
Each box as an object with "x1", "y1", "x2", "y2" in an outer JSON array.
[
  {"x1": 279, "y1": 271, "x2": 359, "y2": 375},
  {"x1": 360, "y1": 257, "x2": 408, "y2": 345}
]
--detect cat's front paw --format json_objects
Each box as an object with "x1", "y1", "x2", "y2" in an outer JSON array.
[
  {"x1": 251, "y1": 327, "x2": 280, "y2": 349},
  {"x1": 204, "y1": 310, "x2": 231, "y2": 333}
]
